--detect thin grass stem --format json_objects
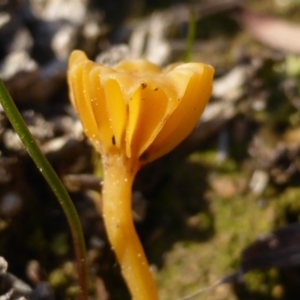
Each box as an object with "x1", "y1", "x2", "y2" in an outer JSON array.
[{"x1": 0, "y1": 79, "x2": 88, "y2": 300}]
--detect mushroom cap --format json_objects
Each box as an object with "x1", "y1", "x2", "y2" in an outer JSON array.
[{"x1": 68, "y1": 50, "x2": 214, "y2": 164}]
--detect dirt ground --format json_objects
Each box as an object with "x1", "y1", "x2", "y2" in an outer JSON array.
[{"x1": 1, "y1": 0, "x2": 300, "y2": 299}]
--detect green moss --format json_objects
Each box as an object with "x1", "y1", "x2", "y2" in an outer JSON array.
[
  {"x1": 243, "y1": 268, "x2": 282, "y2": 299},
  {"x1": 285, "y1": 55, "x2": 300, "y2": 77},
  {"x1": 188, "y1": 150, "x2": 239, "y2": 173},
  {"x1": 49, "y1": 268, "x2": 69, "y2": 288},
  {"x1": 155, "y1": 151, "x2": 300, "y2": 298},
  {"x1": 156, "y1": 165, "x2": 277, "y2": 299},
  {"x1": 275, "y1": 187, "x2": 300, "y2": 224},
  {"x1": 50, "y1": 233, "x2": 69, "y2": 256}
]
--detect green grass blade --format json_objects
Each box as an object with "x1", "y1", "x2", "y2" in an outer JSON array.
[
  {"x1": 184, "y1": 10, "x2": 196, "y2": 62},
  {"x1": 0, "y1": 78, "x2": 88, "y2": 300}
]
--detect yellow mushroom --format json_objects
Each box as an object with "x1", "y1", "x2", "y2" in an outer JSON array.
[{"x1": 68, "y1": 50, "x2": 214, "y2": 300}]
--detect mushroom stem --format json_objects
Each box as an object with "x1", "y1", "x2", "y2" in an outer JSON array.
[{"x1": 100, "y1": 154, "x2": 158, "y2": 300}]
